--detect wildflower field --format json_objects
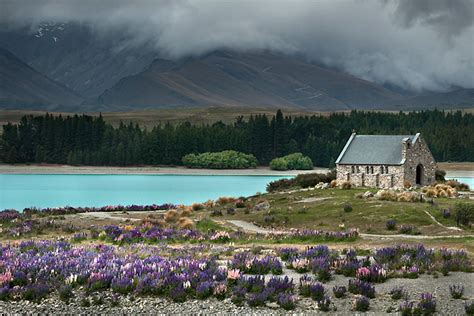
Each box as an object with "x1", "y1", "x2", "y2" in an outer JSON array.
[{"x1": 0, "y1": 184, "x2": 473, "y2": 313}]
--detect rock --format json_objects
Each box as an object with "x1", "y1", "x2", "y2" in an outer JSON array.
[
  {"x1": 254, "y1": 201, "x2": 270, "y2": 211},
  {"x1": 363, "y1": 191, "x2": 374, "y2": 198}
]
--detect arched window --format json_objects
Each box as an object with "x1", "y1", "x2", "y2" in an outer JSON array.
[
  {"x1": 371, "y1": 166, "x2": 374, "y2": 174},
  {"x1": 351, "y1": 166, "x2": 355, "y2": 173},
  {"x1": 385, "y1": 166, "x2": 389, "y2": 173},
  {"x1": 380, "y1": 166, "x2": 384, "y2": 174},
  {"x1": 366, "y1": 166, "x2": 369, "y2": 174}
]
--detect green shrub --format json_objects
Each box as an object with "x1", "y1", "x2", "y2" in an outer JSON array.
[
  {"x1": 269, "y1": 158, "x2": 289, "y2": 171},
  {"x1": 58, "y1": 285, "x2": 74, "y2": 302},
  {"x1": 266, "y1": 178, "x2": 296, "y2": 192},
  {"x1": 266, "y1": 170, "x2": 336, "y2": 192},
  {"x1": 295, "y1": 170, "x2": 336, "y2": 188},
  {"x1": 455, "y1": 202, "x2": 474, "y2": 226},
  {"x1": 435, "y1": 169, "x2": 446, "y2": 182},
  {"x1": 269, "y1": 153, "x2": 313, "y2": 171},
  {"x1": 343, "y1": 203, "x2": 353, "y2": 213},
  {"x1": 182, "y1": 150, "x2": 258, "y2": 169}
]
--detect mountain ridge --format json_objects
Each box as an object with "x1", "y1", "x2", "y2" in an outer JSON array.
[{"x1": 0, "y1": 48, "x2": 83, "y2": 108}]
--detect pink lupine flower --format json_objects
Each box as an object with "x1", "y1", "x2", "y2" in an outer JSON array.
[
  {"x1": 227, "y1": 269, "x2": 240, "y2": 280},
  {"x1": 0, "y1": 271, "x2": 12, "y2": 286}
]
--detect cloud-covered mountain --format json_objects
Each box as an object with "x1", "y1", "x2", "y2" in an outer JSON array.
[
  {"x1": 96, "y1": 50, "x2": 402, "y2": 110},
  {"x1": 0, "y1": 48, "x2": 82, "y2": 108},
  {"x1": 0, "y1": 23, "x2": 157, "y2": 98},
  {"x1": 0, "y1": 0, "x2": 473, "y2": 111},
  {"x1": 2, "y1": 0, "x2": 473, "y2": 93}
]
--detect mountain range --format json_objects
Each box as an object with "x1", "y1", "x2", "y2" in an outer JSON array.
[
  {"x1": 0, "y1": 48, "x2": 82, "y2": 108},
  {"x1": 0, "y1": 23, "x2": 473, "y2": 111}
]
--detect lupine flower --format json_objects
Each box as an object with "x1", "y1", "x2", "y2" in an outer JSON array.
[
  {"x1": 0, "y1": 272, "x2": 12, "y2": 286},
  {"x1": 196, "y1": 281, "x2": 212, "y2": 299},
  {"x1": 332, "y1": 285, "x2": 347, "y2": 298},
  {"x1": 353, "y1": 295, "x2": 370, "y2": 311},
  {"x1": 213, "y1": 283, "x2": 227, "y2": 299},
  {"x1": 317, "y1": 294, "x2": 331, "y2": 312},
  {"x1": 227, "y1": 269, "x2": 240, "y2": 280},
  {"x1": 415, "y1": 293, "x2": 436, "y2": 314},
  {"x1": 183, "y1": 280, "x2": 191, "y2": 289},
  {"x1": 389, "y1": 286, "x2": 407, "y2": 300},
  {"x1": 290, "y1": 258, "x2": 310, "y2": 273},
  {"x1": 276, "y1": 293, "x2": 297, "y2": 310},
  {"x1": 449, "y1": 284, "x2": 464, "y2": 299},
  {"x1": 399, "y1": 300, "x2": 413, "y2": 315},
  {"x1": 298, "y1": 275, "x2": 314, "y2": 297},
  {"x1": 309, "y1": 282, "x2": 326, "y2": 301}
]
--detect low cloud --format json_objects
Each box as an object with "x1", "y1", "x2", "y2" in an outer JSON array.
[{"x1": 1, "y1": 0, "x2": 473, "y2": 92}]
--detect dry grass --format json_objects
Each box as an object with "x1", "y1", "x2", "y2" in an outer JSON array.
[
  {"x1": 191, "y1": 203, "x2": 205, "y2": 211},
  {"x1": 203, "y1": 200, "x2": 215, "y2": 208},
  {"x1": 423, "y1": 184, "x2": 458, "y2": 198},
  {"x1": 180, "y1": 207, "x2": 193, "y2": 217},
  {"x1": 177, "y1": 217, "x2": 195, "y2": 230},
  {"x1": 217, "y1": 196, "x2": 236, "y2": 205},
  {"x1": 164, "y1": 210, "x2": 179, "y2": 223},
  {"x1": 377, "y1": 189, "x2": 398, "y2": 201},
  {"x1": 395, "y1": 191, "x2": 422, "y2": 202},
  {"x1": 340, "y1": 182, "x2": 352, "y2": 189},
  {"x1": 141, "y1": 218, "x2": 167, "y2": 227}
]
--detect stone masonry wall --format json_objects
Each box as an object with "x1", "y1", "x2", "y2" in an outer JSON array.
[
  {"x1": 336, "y1": 164, "x2": 405, "y2": 189},
  {"x1": 402, "y1": 135, "x2": 437, "y2": 187}
]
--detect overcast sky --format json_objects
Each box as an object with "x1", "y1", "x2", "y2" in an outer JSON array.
[{"x1": 1, "y1": 0, "x2": 473, "y2": 92}]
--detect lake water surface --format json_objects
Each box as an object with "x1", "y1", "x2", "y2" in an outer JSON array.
[
  {"x1": 1, "y1": 174, "x2": 472, "y2": 211},
  {"x1": 0, "y1": 174, "x2": 290, "y2": 210}
]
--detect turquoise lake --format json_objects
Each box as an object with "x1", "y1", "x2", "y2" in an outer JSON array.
[
  {"x1": 0, "y1": 174, "x2": 290, "y2": 210},
  {"x1": 1, "y1": 174, "x2": 472, "y2": 211}
]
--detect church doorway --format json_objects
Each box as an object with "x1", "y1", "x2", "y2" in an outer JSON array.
[{"x1": 416, "y1": 164, "x2": 424, "y2": 185}]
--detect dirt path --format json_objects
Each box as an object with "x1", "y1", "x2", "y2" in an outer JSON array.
[
  {"x1": 226, "y1": 220, "x2": 473, "y2": 240},
  {"x1": 423, "y1": 210, "x2": 462, "y2": 231},
  {"x1": 74, "y1": 210, "x2": 167, "y2": 222},
  {"x1": 0, "y1": 164, "x2": 328, "y2": 176}
]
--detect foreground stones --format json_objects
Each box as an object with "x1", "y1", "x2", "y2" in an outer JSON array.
[{"x1": 0, "y1": 272, "x2": 472, "y2": 314}]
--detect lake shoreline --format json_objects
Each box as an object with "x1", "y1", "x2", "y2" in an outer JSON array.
[
  {"x1": 1, "y1": 163, "x2": 472, "y2": 177},
  {"x1": 0, "y1": 164, "x2": 328, "y2": 176}
]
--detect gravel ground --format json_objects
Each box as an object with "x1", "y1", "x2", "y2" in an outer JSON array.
[
  {"x1": 0, "y1": 164, "x2": 326, "y2": 176},
  {"x1": 1, "y1": 272, "x2": 472, "y2": 315}
]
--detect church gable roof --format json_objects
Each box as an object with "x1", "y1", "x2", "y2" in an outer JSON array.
[{"x1": 336, "y1": 133, "x2": 419, "y2": 165}]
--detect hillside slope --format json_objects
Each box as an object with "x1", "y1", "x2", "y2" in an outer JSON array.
[
  {"x1": 0, "y1": 48, "x2": 83, "y2": 108},
  {"x1": 97, "y1": 51, "x2": 403, "y2": 110},
  {"x1": 0, "y1": 23, "x2": 157, "y2": 98}
]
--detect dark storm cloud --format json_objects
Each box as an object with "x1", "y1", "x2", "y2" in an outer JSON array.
[
  {"x1": 390, "y1": 0, "x2": 474, "y2": 38},
  {"x1": 1, "y1": 0, "x2": 473, "y2": 92}
]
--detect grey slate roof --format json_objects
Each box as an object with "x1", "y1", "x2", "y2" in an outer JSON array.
[{"x1": 336, "y1": 134, "x2": 418, "y2": 165}]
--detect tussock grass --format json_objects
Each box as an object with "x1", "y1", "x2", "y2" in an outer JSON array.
[{"x1": 164, "y1": 210, "x2": 179, "y2": 223}]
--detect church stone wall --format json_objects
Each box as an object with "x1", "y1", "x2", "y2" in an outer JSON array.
[
  {"x1": 402, "y1": 135, "x2": 437, "y2": 187},
  {"x1": 336, "y1": 164, "x2": 405, "y2": 189}
]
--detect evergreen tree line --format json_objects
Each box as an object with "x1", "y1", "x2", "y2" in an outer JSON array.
[{"x1": 1, "y1": 110, "x2": 473, "y2": 167}]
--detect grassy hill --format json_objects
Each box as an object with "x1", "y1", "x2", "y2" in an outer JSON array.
[{"x1": 201, "y1": 187, "x2": 474, "y2": 237}]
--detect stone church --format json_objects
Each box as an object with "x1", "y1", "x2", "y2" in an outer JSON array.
[{"x1": 336, "y1": 132, "x2": 436, "y2": 189}]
